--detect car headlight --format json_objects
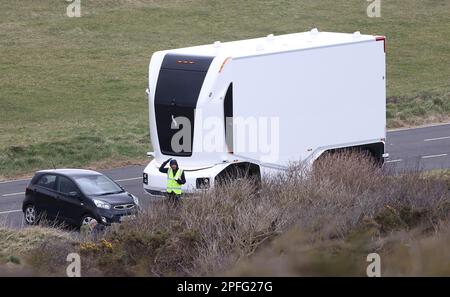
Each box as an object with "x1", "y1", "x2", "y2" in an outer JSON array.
[
  {"x1": 131, "y1": 194, "x2": 139, "y2": 206},
  {"x1": 93, "y1": 199, "x2": 111, "y2": 209}
]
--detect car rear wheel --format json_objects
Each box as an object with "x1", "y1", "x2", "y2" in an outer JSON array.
[{"x1": 24, "y1": 205, "x2": 37, "y2": 225}]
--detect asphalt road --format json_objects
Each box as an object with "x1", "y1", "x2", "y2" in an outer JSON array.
[
  {"x1": 385, "y1": 123, "x2": 450, "y2": 171},
  {"x1": 1, "y1": 123, "x2": 449, "y2": 228}
]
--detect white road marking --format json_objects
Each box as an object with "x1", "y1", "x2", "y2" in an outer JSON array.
[
  {"x1": 0, "y1": 178, "x2": 30, "y2": 184},
  {"x1": 0, "y1": 209, "x2": 22, "y2": 215},
  {"x1": 2, "y1": 192, "x2": 25, "y2": 197},
  {"x1": 115, "y1": 177, "x2": 141, "y2": 182},
  {"x1": 388, "y1": 122, "x2": 450, "y2": 132},
  {"x1": 424, "y1": 136, "x2": 450, "y2": 142},
  {"x1": 0, "y1": 174, "x2": 142, "y2": 185},
  {"x1": 385, "y1": 159, "x2": 402, "y2": 163},
  {"x1": 421, "y1": 154, "x2": 448, "y2": 159}
]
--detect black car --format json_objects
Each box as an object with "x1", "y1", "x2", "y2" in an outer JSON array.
[{"x1": 22, "y1": 169, "x2": 139, "y2": 227}]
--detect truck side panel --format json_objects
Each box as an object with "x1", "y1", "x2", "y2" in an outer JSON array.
[{"x1": 232, "y1": 40, "x2": 386, "y2": 166}]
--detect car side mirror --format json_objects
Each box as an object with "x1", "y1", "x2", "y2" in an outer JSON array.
[{"x1": 69, "y1": 191, "x2": 81, "y2": 199}]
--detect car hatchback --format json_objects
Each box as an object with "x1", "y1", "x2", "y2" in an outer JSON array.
[{"x1": 22, "y1": 169, "x2": 139, "y2": 227}]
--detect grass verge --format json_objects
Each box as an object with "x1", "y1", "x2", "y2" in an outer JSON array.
[{"x1": 0, "y1": 0, "x2": 449, "y2": 177}]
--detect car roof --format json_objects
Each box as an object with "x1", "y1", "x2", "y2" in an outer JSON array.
[{"x1": 36, "y1": 168, "x2": 103, "y2": 177}]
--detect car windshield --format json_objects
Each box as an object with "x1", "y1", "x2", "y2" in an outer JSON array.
[{"x1": 73, "y1": 175, "x2": 123, "y2": 196}]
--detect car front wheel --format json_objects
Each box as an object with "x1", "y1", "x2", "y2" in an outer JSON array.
[
  {"x1": 80, "y1": 214, "x2": 96, "y2": 227},
  {"x1": 24, "y1": 204, "x2": 37, "y2": 225}
]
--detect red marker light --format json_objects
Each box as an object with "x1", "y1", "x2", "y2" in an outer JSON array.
[{"x1": 375, "y1": 36, "x2": 386, "y2": 53}]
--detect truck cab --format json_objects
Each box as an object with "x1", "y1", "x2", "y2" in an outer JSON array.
[{"x1": 143, "y1": 30, "x2": 387, "y2": 195}]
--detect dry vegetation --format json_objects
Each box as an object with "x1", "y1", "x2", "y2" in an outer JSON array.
[{"x1": 1, "y1": 153, "x2": 449, "y2": 276}]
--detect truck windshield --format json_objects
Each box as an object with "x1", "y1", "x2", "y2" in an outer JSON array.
[
  {"x1": 154, "y1": 54, "x2": 213, "y2": 156},
  {"x1": 155, "y1": 68, "x2": 207, "y2": 107}
]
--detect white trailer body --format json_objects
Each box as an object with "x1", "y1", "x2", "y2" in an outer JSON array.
[{"x1": 143, "y1": 30, "x2": 386, "y2": 195}]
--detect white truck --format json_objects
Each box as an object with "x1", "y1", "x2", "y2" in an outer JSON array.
[{"x1": 143, "y1": 29, "x2": 387, "y2": 195}]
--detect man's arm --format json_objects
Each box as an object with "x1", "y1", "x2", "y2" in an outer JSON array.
[
  {"x1": 176, "y1": 170, "x2": 186, "y2": 185},
  {"x1": 159, "y1": 158, "x2": 171, "y2": 174}
]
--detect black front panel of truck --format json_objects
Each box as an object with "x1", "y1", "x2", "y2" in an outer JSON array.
[{"x1": 154, "y1": 54, "x2": 214, "y2": 156}]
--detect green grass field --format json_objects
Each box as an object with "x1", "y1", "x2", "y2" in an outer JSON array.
[{"x1": 1, "y1": 0, "x2": 449, "y2": 178}]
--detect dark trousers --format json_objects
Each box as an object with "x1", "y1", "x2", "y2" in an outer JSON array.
[{"x1": 166, "y1": 192, "x2": 182, "y2": 208}]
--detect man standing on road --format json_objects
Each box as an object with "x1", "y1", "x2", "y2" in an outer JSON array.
[{"x1": 159, "y1": 158, "x2": 186, "y2": 205}]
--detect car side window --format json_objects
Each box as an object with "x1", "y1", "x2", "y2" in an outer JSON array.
[
  {"x1": 36, "y1": 174, "x2": 57, "y2": 190},
  {"x1": 58, "y1": 176, "x2": 79, "y2": 196}
]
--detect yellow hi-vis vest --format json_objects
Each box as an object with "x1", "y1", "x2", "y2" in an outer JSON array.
[{"x1": 167, "y1": 168, "x2": 183, "y2": 194}]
